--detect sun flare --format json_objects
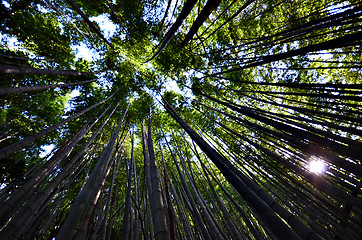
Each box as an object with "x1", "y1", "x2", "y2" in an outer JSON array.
[{"x1": 309, "y1": 160, "x2": 326, "y2": 174}]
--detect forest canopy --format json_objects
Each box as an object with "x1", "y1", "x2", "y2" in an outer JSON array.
[{"x1": 0, "y1": 0, "x2": 361, "y2": 239}]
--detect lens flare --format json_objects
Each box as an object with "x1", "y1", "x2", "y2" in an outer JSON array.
[{"x1": 309, "y1": 160, "x2": 326, "y2": 174}]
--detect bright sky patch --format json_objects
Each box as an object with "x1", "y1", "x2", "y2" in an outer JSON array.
[
  {"x1": 40, "y1": 144, "x2": 55, "y2": 158},
  {"x1": 308, "y1": 158, "x2": 326, "y2": 174},
  {"x1": 90, "y1": 14, "x2": 117, "y2": 40}
]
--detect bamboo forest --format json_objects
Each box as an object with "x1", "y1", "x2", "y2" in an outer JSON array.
[{"x1": 0, "y1": 0, "x2": 361, "y2": 239}]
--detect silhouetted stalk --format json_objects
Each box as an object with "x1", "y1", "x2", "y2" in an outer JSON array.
[
  {"x1": 147, "y1": 0, "x2": 198, "y2": 61},
  {"x1": 162, "y1": 96, "x2": 319, "y2": 240},
  {"x1": 200, "y1": 92, "x2": 362, "y2": 162},
  {"x1": 0, "y1": 90, "x2": 117, "y2": 160},
  {"x1": 0, "y1": 64, "x2": 101, "y2": 75},
  {"x1": 146, "y1": 116, "x2": 170, "y2": 240},
  {"x1": 0, "y1": 79, "x2": 96, "y2": 95},
  {"x1": 160, "y1": 140, "x2": 194, "y2": 240},
  {"x1": 100, "y1": 132, "x2": 124, "y2": 240},
  {"x1": 163, "y1": 132, "x2": 212, "y2": 239},
  {"x1": 56, "y1": 103, "x2": 129, "y2": 240},
  {"x1": 120, "y1": 153, "x2": 133, "y2": 239}
]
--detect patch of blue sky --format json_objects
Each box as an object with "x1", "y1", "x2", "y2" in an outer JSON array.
[
  {"x1": 0, "y1": 33, "x2": 41, "y2": 60},
  {"x1": 40, "y1": 144, "x2": 56, "y2": 158},
  {"x1": 1, "y1": 33, "x2": 21, "y2": 50},
  {"x1": 2, "y1": 1, "x2": 10, "y2": 8},
  {"x1": 163, "y1": 72, "x2": 196, "y2": 100},
  {"x1": 42, "y1": 80, "x2": 81, "y2": 158},
  {"x1": 69, "y1": 89, "x2": 80, "y2": 98},
  {"x1": 165, "y1": 79, "x2": 182, "y2": 94},
  {"x1": 70, "y1": 14, "x2": 117, "y2": 62},
  {"x1": 71, "y1": 42, "x2": 100, "y2": 62},
  {"x1": 327, "y1": 2, "x2": 352, "y2": 14},
  {"x1": 90, "y1": 14, "x2": 117, "y2": 40},
  {"x1": 37, "y1": 3, "x2": 49, "y2": 13},
  {"x1": 3, "y1": 1, "x2": 50, "y2": 13},
  {"x1": 68, "y1": 15, "x2": 120, "y2": 107},
  {"x1": 65, "y1": 89, "x2": 80, "y2": 113},
  {"x1": 97, "y1": 73, "x2": 113, "y2": 89},
  {"x1": 309, "y1": 50, "x2": 334, "y2": 61}
]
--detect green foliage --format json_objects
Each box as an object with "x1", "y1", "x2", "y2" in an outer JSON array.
[
  {"x1": 126, "y1": 92, "x2": 154, "y2": 124},
  {"x1": 0, "y1": 1, "x2": 361, "y2": 239},
  {"x1": 3, "y1": 5, "x2": 75, "y2": 68}
]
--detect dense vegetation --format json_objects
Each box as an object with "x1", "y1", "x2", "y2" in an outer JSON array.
[{"x1": 0, "y1": 0, "x2": 361, "y2": 239}]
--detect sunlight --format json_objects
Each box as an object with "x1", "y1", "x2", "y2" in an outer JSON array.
[{"x1": 308, "y1": 158, "x2": 326, "y2": 174}]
